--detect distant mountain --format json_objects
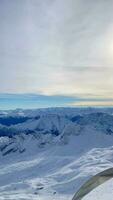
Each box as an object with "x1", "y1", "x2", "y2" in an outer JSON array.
[
  {"x1": 0, "y1": 108, "x2": 113, "y2": 138},
  {"x1": 0, "y1": 108, "x2": 113, "y2": 200}
]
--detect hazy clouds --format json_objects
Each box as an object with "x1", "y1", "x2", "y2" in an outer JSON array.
[{"x1": 1, "y1": 0, "x2": 113, "y2": 106}]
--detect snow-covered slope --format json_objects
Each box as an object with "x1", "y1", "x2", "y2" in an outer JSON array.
[
  {"x1": 0, "y1": 108, "x2": 113, "y2": 200},
  {"x1": 1, "y1": 108, "x2": 113, "y2": 137},
  {"x1": 0, "y1": 133, "x2": 113, "y2": 200}
]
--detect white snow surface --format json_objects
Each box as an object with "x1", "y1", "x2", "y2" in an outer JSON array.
[
  {"x1": 0, "y1": 133, "x2": 113, "y2": 199},
  {"x1": 0, "y1": 108, "x2": 113, "y2": 199}
]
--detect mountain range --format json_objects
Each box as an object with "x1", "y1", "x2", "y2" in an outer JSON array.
[{"x1": 0, "y1": 107, "x2": 113, "y2": 199}]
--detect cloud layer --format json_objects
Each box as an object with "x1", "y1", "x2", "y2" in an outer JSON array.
[{"x1": 0, "y1": 0, "x2": 113, "y2": 106}]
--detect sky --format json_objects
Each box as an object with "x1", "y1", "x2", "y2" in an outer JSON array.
[{"x1": 1, "y1": 0, "x2": 113, "y2": 109}]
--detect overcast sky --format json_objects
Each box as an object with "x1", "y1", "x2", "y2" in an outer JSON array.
[{"x1": 1, "y1": 0, "x2": 113, "y2": 108}]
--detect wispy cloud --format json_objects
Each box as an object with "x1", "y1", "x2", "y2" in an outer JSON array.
[
  {"x1": 0, "y1": 93, "x2": 113, "y2": 110},
  {"x1": 0, "y1": 1, "x2": 113, "y2": 107},
  {"x1": 70, "y1": 101, "x2": 113, "y2": 107}
]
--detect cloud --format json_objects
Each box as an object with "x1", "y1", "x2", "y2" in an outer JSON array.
[
  {"x1": 0, "y1": 0, "x2": 113, "y2": 105},
  {"x1": 70, "y1": 101, "x2": 113, "y2": 107},
  {"x1": 0, "y1": 93, "x2": 77, "y2": 109},
  {"x1": 1, "y1": 93, "x2": 113, "y2": 110}
]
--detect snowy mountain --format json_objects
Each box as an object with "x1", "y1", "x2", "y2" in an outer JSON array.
[
  {"x1": 0, "y1": 108, "x2": 113, "y2": 200},
  {"x1": 1, "y1": 107, "x2": 113, "y2": 136}
]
